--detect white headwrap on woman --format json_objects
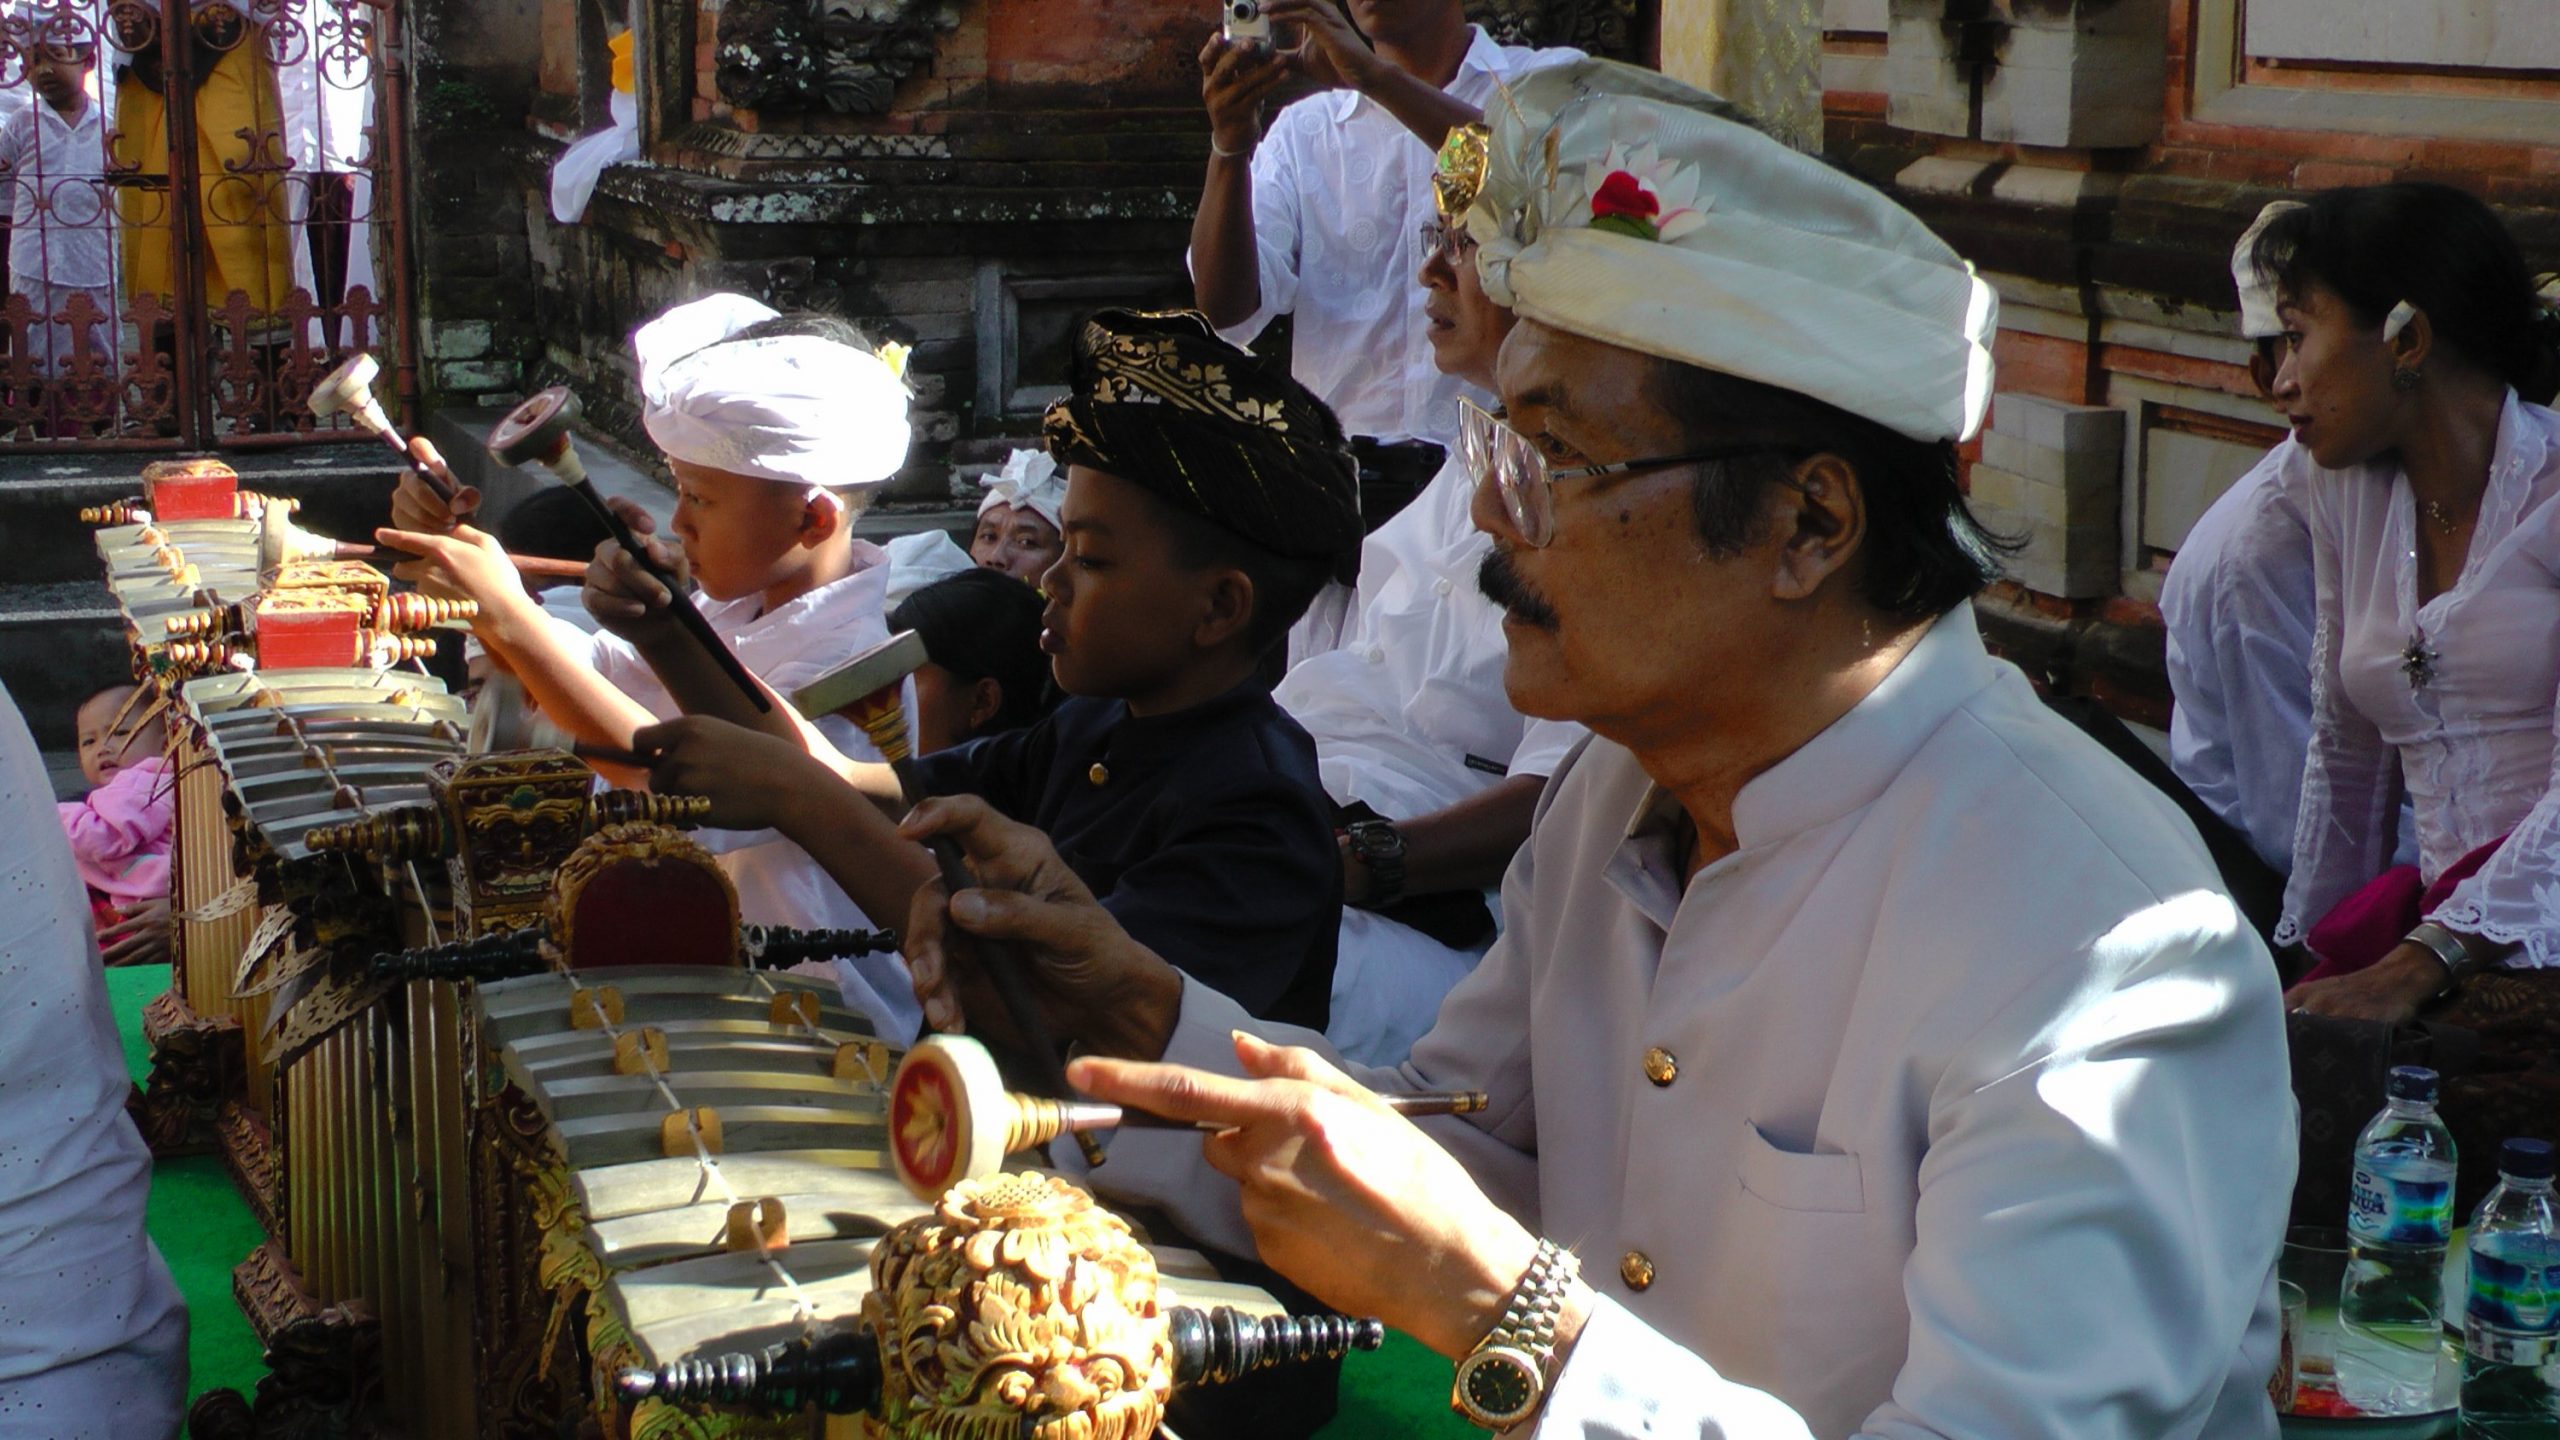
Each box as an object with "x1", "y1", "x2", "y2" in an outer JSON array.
[
  {"x1": 975, "y1": 447, "x2": 1067, "y2": 529},
  {"x1": 633, "y1": 293, "x2": 913, "y2": 513}
]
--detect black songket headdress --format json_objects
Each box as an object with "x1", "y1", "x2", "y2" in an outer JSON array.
[{"x1": 1042, "y1": 309, "x2": 1364, "y2": 583}]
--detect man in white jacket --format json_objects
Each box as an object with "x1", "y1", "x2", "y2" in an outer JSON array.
[
  {"x1": 897, "y1": 62, "x2": 2295, "y2": 1440},
  {"x1": 0, "y1": 681, "x2": 186, "y2": 1437}
]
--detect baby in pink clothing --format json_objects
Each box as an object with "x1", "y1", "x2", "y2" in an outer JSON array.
[{"x1": 57, "y1": 685, "x2": 171, "y2": 964}]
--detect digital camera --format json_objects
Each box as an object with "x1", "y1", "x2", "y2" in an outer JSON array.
[{"x1": 1223, "y1": 0, "x2": 1272, "y2": 45}]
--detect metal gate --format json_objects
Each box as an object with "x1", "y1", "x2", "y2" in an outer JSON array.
[{"x1": 0, "y1": 0, "x2": 410, "y2": 450}]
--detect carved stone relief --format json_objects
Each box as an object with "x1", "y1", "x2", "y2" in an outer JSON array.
[{"x1": 714, "y1": 0, "x2": 961, "y2": 115}]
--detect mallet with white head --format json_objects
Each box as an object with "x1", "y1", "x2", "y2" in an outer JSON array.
[{"x1": 485, "y1": 385, "x2": 772, "y2": 713}]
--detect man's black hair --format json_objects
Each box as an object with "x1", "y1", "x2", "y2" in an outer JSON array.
[{"x1": 1649, "y1": 360, "x2": 2010, "y2": 620}]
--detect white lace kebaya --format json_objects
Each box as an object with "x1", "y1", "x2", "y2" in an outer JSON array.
[{"x1": 2278, "y1": 389, "x2": 2560, "y2": 966}]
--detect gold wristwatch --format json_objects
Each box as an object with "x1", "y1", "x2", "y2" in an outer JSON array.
[{"x1": 1451, "y1": 1238, "x2": 1577, "y2": 1431}]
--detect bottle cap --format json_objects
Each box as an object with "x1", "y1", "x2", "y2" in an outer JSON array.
[
  {"x1": 2498, "y1": 1138, "x2": 2555, "y2": 1181},
  {"x1": 2384, "y1": 1065, "x2": 2438, "y2": 1103}
]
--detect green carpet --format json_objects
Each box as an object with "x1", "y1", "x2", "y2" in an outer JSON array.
[
  {"x1": 106, "y1": 966, "x2": 270, "y2": 1408},
  {"x1": 104, "y1": 965, "x2": 1469, "y2": 1434}
]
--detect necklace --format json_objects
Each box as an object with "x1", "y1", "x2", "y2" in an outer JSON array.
[{"x1": 2422, "y1": 498, "x2": 2468, "y2": 535}]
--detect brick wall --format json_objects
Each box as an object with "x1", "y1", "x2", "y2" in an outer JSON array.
[{"x1": 1785, "y1": 0, "x2": 2560, "y2": 717}]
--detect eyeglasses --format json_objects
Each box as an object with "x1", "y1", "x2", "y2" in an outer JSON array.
[
  {"x1": 1419, "y1": 219, "x2": 1478, "y2": 263},
  {"x1": 1457, "y1": 397, "x2": 1800, "y2": 548}
]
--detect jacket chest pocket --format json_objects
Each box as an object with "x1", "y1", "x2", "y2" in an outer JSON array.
[{"x1": 1737, "y1": 1122, "x2": 1867, "y2": 1214}]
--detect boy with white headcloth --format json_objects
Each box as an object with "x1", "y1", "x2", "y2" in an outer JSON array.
[{"x1": 384, "y1": 293, "x2": 924, "y2": 1040}]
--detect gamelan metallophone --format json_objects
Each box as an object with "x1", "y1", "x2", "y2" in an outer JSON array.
[{"x1": 456, "y1": 968, "x2": 1331, "y2": 1440}]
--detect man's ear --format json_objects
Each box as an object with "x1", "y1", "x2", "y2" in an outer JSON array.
[
  {"x1": 1770, "y1": 453, "x2": 1865, "y2": 603},
  {"x1": 1192, "y1": 568, "x2": 1258, "y2": 651}
]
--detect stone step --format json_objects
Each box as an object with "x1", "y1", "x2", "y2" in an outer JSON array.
[
  {"x1": 0, "y1": 578, "x2": 130, "y2": 753},
  {"x1": 0, "y1": 446, "x2": 411, "y2": 587}
]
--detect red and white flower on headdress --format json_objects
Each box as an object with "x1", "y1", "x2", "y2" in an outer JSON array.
[{"x1": 1581, "y1": 142, "x2": 1707, "y2": 245}]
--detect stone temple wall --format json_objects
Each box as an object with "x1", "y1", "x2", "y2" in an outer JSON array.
[
  {"x1": 1809, "y1": 0, "x2": 2560, "y2": 723},
  {"x1": 404, "y1": 0, "x2": 1652, "y2": 506}
]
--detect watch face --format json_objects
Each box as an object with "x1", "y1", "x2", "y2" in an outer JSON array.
[{"x1": 1455, "y1": 1347, "x2": 1539, "y2": 1426}]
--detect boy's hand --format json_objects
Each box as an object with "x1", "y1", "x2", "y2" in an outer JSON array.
[
  {"x1": 388, "y1": 436, "x2": 480, "y2": 534},
  {"x1": 632, "y1": 715, "x2": 822, "y2": 832},
  {"x1": 898, "y1": 795, "x2": 1183, "y2": 1058},
  {"x1": 99, "y1": 897, "x2": 171, "y2": 967},
  {"x1": 375, "y1": 524, "x2": 531, "y2": 634},
  {"x1": 582, "y1": 497, "x2": 692, "y2": 648}
]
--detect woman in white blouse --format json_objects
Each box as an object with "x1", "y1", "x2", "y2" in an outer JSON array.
[{"x1": 2266, "y1": 183, "x2": 2560, "y2": 1023}]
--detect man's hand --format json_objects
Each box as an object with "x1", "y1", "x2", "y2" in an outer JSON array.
[
  {"x1": 1199, "y1": 33, "x2": 1293, "y2": 156},
  {"x1": 1265, "y1": 0, "x2": 1378, "y2": 93},
  {"x1": 2285, "y1": 942, "x2": 2446, "y2": 1024},
  {"x1": 898, "y1": 795, "x2": 1183, "y2": 1058},
  {"x1": 632, "y1": 715, "x2": 826, "y2": 832},
  {"x1": 375, "y1": 523, "x2": 532, "y2": 628},
  {"x1": 1338, "y1": 833, "x2": 1373, "y2": 907},
  {"x1": 387, "y1": 436, "x2": 481, "y2": 535},
  {"x1": 581, "y1": 497, "x2": 692, "y2": 647},
  {"x1": 99, "y1": 896, "x2": 171, "y2": 967},
  {"x1": 1070, "y1": 1034, "x2": 1538, "y2": 1359}
]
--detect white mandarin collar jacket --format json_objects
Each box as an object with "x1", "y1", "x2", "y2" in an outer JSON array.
[{"x1": 1091, "y1": 603, "x2": 2295, "y2": 1439}]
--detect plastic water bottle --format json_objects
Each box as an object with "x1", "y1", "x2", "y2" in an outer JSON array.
[
  {"x1": 2340, "y1": 1065, "x2": 2458, "y2": 1414},
  {"x1": 2461, "y1": 1138, "x2": 2560, "y2": 1438}
]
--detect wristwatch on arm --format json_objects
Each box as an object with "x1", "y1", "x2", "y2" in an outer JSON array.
[
  {"x1": 2405, "y1": 921, "x2": 2487, "y2": 999},
  {"x1": 1344, "y1": 818, "x2": 1408, "y2": 910},
  {"x1": 1451, "y1": 1238, "x2": 1580, "y2": 1431}
]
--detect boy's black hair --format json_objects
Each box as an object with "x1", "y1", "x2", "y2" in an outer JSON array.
[
  {"x1": 887, "y1": 567, "x2": 1057, "y2": 736},
  {"x1": 1137, "y1": 490, "x2": 1336, "y2": 656},
  {"x1": 495, "y1": 486, "x2": 616, "y2": 566}
]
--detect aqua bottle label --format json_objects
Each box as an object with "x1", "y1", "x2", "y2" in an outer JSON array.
[
  {"x1": 2465, "y1": 1240, "x2": 2558, "y2": 1365},
  {"x1": 2348, "y1": 1162, "x2": 2453, "y2": 1246}
]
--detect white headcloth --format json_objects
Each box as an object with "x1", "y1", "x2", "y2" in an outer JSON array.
[
  {"x1": 2231, "y1": 200, "x2": 2307, "y2": 341},
  {"x1": 975, "y1": 448, "x2": 1066, "y2": 529},
  {"x1": 1468, "y1": 61, "x2": 1998, "y2": 443},
  {"x1": 633, "y1": 293, "x2": 912, "y2": 507}
]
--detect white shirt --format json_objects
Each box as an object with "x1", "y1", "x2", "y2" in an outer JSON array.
[
  {"x1": 1206, "y1": 29, "x2": 1578, "y2": 447},
  {"x1": 2164, "y1": 440, "x2": 2415, "y2": 877},
  {"x1": 1093, "y1": 605, "x2": 2294, "y2": 1440},
  {"x1": 2279, "y1": 389, "x2": 2560, "y2": 967},
  {"x1": 588, "y1": 543, "x2": 921, "y2": 1041},
  {"x1": 274, "y1": 10, "x2": 373, "y2": 173},
  {"x1": 2163, "y1": 440, "x2": 2317, "y2": 872},
  {"x1": 1275, "y1": 453, "x2": 1585, "y2": 818},
  {"x1": 0, "y1": 683, "x2": 187, "y2": 1436},
  {"x1": 0, "y1": 93, "x2": 111, "y2": 290}
]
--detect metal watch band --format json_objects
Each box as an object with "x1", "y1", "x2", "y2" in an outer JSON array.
[
  {"x1": 1488, "y1": 1238, "x2": 1574, "y2": 1359},
  {"x1": 2406, "y1": 921, "x2": 2479, "y2": 996}
]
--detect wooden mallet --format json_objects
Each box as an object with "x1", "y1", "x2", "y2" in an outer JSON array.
[
  {"x1": 487, "y1": 385, "x2": 771, "y2": 713},
  {"x1": 887, "y1": 1035, "x2": 1491, "y2": 1199},
  {"x1": 307, "y1": 353, "x2": 459, "y2": 502},
  {"x1": 796, "y1": 630, "x2": 1105, "y2": 1166}
]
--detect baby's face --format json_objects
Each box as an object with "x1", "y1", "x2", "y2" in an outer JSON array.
[{"x1": 76, "y1": 692, "x2": 163, "y2": 786}]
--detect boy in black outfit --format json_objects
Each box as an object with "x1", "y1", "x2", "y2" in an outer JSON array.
[{"x1": 630, "y1": 310, "x2": 1363, "y2": 1031}]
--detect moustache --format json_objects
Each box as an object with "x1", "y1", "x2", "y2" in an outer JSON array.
[{"x1": 1476, "y1": 548, "x2": 1558, "y2": 631}]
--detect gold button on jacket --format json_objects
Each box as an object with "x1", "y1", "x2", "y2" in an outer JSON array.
[
  {"x1": 1641, "y1": 1047, "x2": 1677, "y2": 1086},
  {"x1": 1619, "y1": 1250, "x2": 1655, "y2": 1291},
  {"x1": 1087, "y1": 762, "x2": 1110, "y2": 786}
]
